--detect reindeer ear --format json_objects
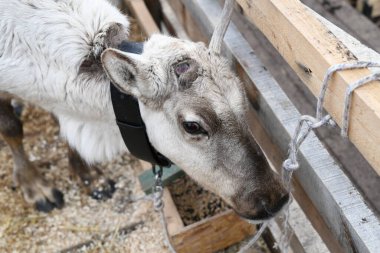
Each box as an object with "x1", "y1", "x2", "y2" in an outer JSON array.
[{"x1": 101, "y1": 48, "x2": 143, "y2": 96}]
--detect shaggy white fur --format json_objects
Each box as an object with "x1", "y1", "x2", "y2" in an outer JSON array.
[{"x1": 0, "y1": 0, "x2": 129, "y2": 163}]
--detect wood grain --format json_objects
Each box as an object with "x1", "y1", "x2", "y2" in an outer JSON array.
[
  {"x1": 236, "y1": 0, "x2": 380, "y2": 175},
  {"x1": 124, "y1": 0, "x2": 160, "y2": 36},
  {"x1": 163, "y1": 188, "x2": 185, "y2": 235},
  {"x1": 170, "y1": 210, "x2": 255, "y2": 253}
]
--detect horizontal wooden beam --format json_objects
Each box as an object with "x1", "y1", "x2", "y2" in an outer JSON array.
[
  {"x1": 236, "y1": 0, "x2": 380, "y2": 175},
  {"x1": 310, "y1": 0, "x2": 380, "y2": 52},
  {"x1": 165, "y1": 0, "x2": 380, "y2": 252}
]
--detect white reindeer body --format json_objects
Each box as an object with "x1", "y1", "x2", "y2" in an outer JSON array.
[{"x1": 0, "y1": 0, "x2": 128, "y2": 162}]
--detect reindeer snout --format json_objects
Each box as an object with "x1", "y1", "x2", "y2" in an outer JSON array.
[
  {"x1": 250, "y1": 193, "x2": 290, "y2": 220},
  {"x1": 233, "y1": 191, "x2": 290, "y2": 221}
]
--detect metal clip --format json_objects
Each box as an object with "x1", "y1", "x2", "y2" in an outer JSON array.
[{"x1": 152, "y1": 164, "x2": 164, "y2": 211}]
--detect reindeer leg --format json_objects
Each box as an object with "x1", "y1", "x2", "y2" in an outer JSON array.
[
  {"x1": 68, "y1": 147, "x2": 116, "y2": 200},
  {"x1": 0, "y1": 95, "x2": 64, "y2": 212}
]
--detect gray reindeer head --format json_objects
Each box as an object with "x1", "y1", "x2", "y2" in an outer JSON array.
[{"x1": 101, "y1": 0, "x2": 288, "y2": 222}]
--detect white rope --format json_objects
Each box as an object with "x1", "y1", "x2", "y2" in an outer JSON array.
[
  {"x1": 129, "y1": 189, "x2": 177, "y2": 253},
  {"x1": 316, "y1": 61, "x2": 380, "y2": 136},
  {"x1": 237, "y1": 222, "x2": 268, "y2": 253},
  {"x1": 280, "y1": 61, "x2": 380, "y2": 252}
]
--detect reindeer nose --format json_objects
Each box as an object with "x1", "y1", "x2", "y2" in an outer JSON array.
[
  {"x1": 241, "y1": 193, "x2": 290, "y2": 221},
  {"x1": 257, "y1": 193, "x2": 289, "y2": 220},
  {"x1": 269, "y1": 193, "x2": 290, "y2": 214}
]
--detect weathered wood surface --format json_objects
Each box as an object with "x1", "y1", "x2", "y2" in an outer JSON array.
[
  {"x1": 304, "y1": 0, "x2": 380, "y2": 52},
  {"x1": 284, "y1": 197, "x2": 330, "y2": 253},
  {"x1": 124, "y1": 0, "x2": 160, "y2": 36},
  {"x1": 161, "y1": 184, "x2": 256, "y2": 253},
  {"x1": 170, "y1": 209, "x2": 255, "y2": 253},
  {"x1": 166, "y1": 0, "x2": 380, "y2": 252},
  {"x1": 236, "y1": 0, "x2": 380, "y2": 176},
  {"x1": 159, "y1": 0, "x2": 190, "y2": 40},
  {"x1": 163, "y1": 188, "x2": 185, "y2": 235},
  {"x1": 311, "y1": 7, "x2": 380, "y2": 67}
]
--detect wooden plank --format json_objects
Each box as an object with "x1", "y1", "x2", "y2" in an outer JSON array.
[
  {"x1": 167, "y1": 0, "x2": 186, "y2": 25},
  {"x1": 163, "y1": 188, "x2": 185, "y2": 235},
  {"x1": 170, "y1": 210, "x2": 255, "y2": 253},
  {"x1": 236, "y1": 0, "x2": 380, "y2": 176},
  {"x1": 138, "y1": 165, "x2": 184, "y2": 194},
  {"x1": 160, "y1": 0, "x2": 190, "y2": 39},
  {"x1": 143, "y1": 0, "x2": 163, "y2": 27},
  {"x1": 166, "y1": 0, "x2": 380, "y2": 252},
  {"x1": 283, "y1": 196, "x2": 330, "y2": 253},
  {"x1": 306, "y1": 7, "x2": 380, "y2": 75},
  {"x1": 305, "y1": 0, "x2": 380, "y2": 52},
  {"x1": 267, "y1": 221, "x2": 295, "y2": 253},
  {"x1": 124, "y1": 0, "x2": 160, "y2": 36}
]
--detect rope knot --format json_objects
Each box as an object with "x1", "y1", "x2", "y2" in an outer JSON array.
[{"x1": 283, "y1": 159, "x2": 299, "y2": 171}]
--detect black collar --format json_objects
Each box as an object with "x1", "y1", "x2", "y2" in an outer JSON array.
[{"x1": 110, "y1": 41, "x2": 171, "y2": 167}]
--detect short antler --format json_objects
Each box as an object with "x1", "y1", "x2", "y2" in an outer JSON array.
[{"x1": 208, "y1": 0, "x2": 235, "y2": 54}]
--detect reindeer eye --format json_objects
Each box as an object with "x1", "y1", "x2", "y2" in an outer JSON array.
[
  {"x1": 182, "y1": 121, "x2": 207, "y2": 135},
  {"x1": 175, "y1": 62, "x2": 190, "y2": 76}
]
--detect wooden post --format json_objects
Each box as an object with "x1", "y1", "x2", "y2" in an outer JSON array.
[
  {"x1": 124, "y1": 0, "x2": 160, "y2": 36},
  {"x1": 236, "y1": 0, "x2": 380, "y2": 175}
]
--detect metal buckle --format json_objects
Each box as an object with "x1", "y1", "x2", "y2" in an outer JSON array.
[{"x1": 152, "y1": 164, "x2": 164, "y2": 211}]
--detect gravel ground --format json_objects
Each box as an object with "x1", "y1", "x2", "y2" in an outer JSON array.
[{"x1": 0, "y1": 104, "x2": 171, "y2": 253}]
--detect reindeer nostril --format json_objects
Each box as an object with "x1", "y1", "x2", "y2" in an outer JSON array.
[
  {"x1": 234, "y1": 193, "x2": 290, "y2": 221},
  {"x1": 269, "y1": 193, "x2": 290, "y2": 214}
]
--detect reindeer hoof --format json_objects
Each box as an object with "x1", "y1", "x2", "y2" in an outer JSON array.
[
  {"x1": 90, "y1": 179, "x2": 116, "y2": 201},
  {"x1": 34, "y1": 188, "x2": 65, "y2": 213},
  {"x1": 52, "y1": 188, "x2": 65, "y2": 209}
]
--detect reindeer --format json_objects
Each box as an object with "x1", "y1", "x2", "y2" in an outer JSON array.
[{"x1": 0, "y1": 0, "x2": 289, "y2": 221}]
